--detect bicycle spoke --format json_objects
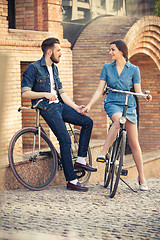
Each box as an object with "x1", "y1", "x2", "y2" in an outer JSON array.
[
  {"x1": 108, "y1": 131, "x2": 126, "y2": 198},
  {"x1": 68, "y1": 129, "x2": 92, "y2": 185},
  {"x1": 9, "y1": 128, "x2": 58, "y2": 190}
]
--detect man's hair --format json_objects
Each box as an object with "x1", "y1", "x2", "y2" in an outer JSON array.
[
  {"x1": 110, "y1": 40, "x2": 128, "y2": 60},
  {"x1": 41, "y1": 38, "x2": 60, "y2": 55}
]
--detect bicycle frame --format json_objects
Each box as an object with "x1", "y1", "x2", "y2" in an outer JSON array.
[{"x1": 104, "y1": 87, "x2": 150, "y2": 197}]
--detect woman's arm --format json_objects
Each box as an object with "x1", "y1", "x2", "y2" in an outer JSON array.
[
  {"x1": 134, "y1": 83, "x2": 152, "y2": 101},
  {"x1": 82, "y1": 80, "x2": 106, "y2": 113}
]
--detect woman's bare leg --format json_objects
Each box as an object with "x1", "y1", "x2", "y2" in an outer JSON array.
[
  {"x1": 125, "y1": 120, "x2": 146, "y2": 184},
  {"x1": 101, "y1": 113, "x2": 122, "y2": 155}
]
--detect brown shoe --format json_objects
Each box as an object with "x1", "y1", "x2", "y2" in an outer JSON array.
[
  {"x1": 67, "y1": 182, "x2": 88, "y2": 192},
  {"x1": 74, "y1": 162, "x2": 97, "y2": 172}
]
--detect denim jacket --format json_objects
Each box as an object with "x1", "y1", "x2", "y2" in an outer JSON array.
[{"x1": 21, "y1": 56, "x2": 64, "y2": 110}]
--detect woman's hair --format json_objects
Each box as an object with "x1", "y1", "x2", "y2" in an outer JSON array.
[
  {"x1": 41, "y1": 37, "x2": 60, "y2": 55},
  {"x1": 110, "y1": 40, "x2": 128, "y2": 60}
]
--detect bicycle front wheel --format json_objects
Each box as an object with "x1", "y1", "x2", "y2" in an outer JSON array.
[
  {"x1": 104, "y1": 145, "x2": 113, "y2": 188},
  {"x1": 69, "y1": 129, "x2": 92, "y2": 185},
  {"x1": 8, "y1": 127, "x2": 58, "y2": 190},
  {"x1": 109, "y1": 130, "x2": 126, "y2": 198}
]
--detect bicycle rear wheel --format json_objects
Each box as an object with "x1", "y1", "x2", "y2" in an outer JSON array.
[
  {"x1": 69, "y1": 129, "x2": 92, "y2": 185},
  {"x1": 8, "y1": 127, "x2": 58, "y2": 190},
  {"x1": 109, "y1": 130, "x2": 126, "y2": 198}
]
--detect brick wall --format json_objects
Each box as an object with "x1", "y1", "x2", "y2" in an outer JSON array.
[
  {"x1": 124, "y1": 16, "x2": 160, "y2": 151},
  {"x1": 130, "y1": 54, "x2": 160, "y2": 152},
  {"x1": 15, "y1": 0, "x2": 35, "y2": 30},
  {"x1": 72, "y1": 16, "x2": 139, "y2": 140},
  {"x1": 72, "y1": 15, "x2": 160, "y2": 152},
  {"x1": 0, "y1": 0, "x2": 72, "y2": 166}
]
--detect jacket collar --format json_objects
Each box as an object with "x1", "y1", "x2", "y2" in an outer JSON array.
[{"x1": 40, "y1": 55, "x2": 55, "y2": 68}]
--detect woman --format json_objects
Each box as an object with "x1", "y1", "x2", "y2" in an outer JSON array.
[{"x1": 82, "y1": 40, "x2": 152, "y2": 191}]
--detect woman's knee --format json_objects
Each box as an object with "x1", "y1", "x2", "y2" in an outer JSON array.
[
  {"x1": 128, "y1": 139, "x2": 140, "y2": 152},
  {"x1": 112, "y1": 120, "x2": 120, "y2": 131}
]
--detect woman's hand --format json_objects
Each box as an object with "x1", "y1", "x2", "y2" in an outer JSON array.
[
  {"x1": 81, "y1": 105, "x2": 91, "y2": 114},
  {"x1": 145, "y1": 94, "x2": 152, "y2": 102},
  {"x1": 75, "y1": 105, "x2": 86, "y2": 114}
]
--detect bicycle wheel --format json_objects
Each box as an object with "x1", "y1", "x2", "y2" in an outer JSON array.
[
  {"x1": 104, "y1": 145, "x2": 113, "y2": 188},
  {"x1": 109, "y1": 130, "x2": 126, "y2": 198},
  {"x1": 8, "y1": 127, "x2": 58, "y2": 190},
  {"x1": 68, "y1": 129, "x2": 92, "y2": 185},
  {"x1": 104, "y1": 124, "x2": 113, "y2": 188}
]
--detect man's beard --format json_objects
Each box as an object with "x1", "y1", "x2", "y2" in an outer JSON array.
[{"x1": 50, "y1": 53, "x2": 59, "y2": 64}]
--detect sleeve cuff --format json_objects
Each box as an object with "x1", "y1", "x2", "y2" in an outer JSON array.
[
  {"x1": 59, "y1": 88, "x2": 65, "y2": 95},
  {"x1": 21, "y1": 86, "x2": 31, "y2": 94}
]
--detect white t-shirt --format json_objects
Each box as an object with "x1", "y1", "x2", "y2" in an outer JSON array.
[{"x1": 47, "y1": 65, "x2": 59, "y2": 103}]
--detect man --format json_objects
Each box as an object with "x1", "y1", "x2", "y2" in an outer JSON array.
[{"x1": 21, "y1": 37, "x2": 97, "y2": 191}]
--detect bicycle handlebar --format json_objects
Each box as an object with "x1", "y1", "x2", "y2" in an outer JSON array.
[{"x1": 104, "y1": 87, "x2": 150, "y2": 98}]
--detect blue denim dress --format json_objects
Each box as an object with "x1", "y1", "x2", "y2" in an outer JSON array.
[{"x1": 100, "y1": 61, "x2": 141, "y2": 124}]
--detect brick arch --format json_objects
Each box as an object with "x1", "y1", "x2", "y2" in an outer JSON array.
[
  {"x1": 124, "y1": 16, "x2": 160, "y2": 70},
  {"x1": 72, "y1": 15, "x2": 160, "y2": 152},
  {"x1": 124, "y1": 16, "x2": 160, "y2": 152}
]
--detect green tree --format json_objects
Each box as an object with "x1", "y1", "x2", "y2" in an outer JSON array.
[{"x1": 155, "y1": 0, "x2": 160, "y2": 16}]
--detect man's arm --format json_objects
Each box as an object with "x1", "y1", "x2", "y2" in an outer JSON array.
[
  {"x1": 22, "y1": 90, "x2": 57, "y2": 102},
  {"x1": 60, "y1": 92, "x2": 84, "y2": 113}
]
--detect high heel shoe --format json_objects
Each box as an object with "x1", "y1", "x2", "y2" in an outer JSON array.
[{"x1": 138, "y1": 177, "x2": 148, "y2": 191}]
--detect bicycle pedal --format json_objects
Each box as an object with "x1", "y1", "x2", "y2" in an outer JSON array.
[
  {"x1": 121, "y1": 169, "x2": 128, "y2": 176},
  {"x1": 96, "y1": 158, "x2": 106, "y2": 163}
]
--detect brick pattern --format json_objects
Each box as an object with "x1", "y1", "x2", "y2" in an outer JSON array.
[
  {"x1": 72, "y1": 16, "x2": 139, "y2": 140},
  {"x1": 0, "y1": 0, "x2": 8, "y2": 31},
  {"x1": 0, "y1": 0, "x2": 160, "y2": 169},
  {"x1": 0, "y1": 0, "x2": 72, "y2": 166},
  {"x1": 15, "y1": 0, "x2": 63, "y2": 33},
  {"x1": 15, "y1": 0, "x2": 35, "y2": 30},
  {"x1": 125, "y1": 16, "x2": 160, "y2": 70},
  {"x1": 72, "y1": 15, "x2": 160, "y2": 152},
  {"x1": 124, "y1": 16, "x2": 160, "y2": 152},
  {"x1": 34, "y1": 0, "x2": 48, "y2": 31},
  {"x1": 130, "y1": 54, "x2": 160, "y2": 152}
]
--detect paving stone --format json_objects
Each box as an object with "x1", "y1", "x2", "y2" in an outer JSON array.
[{"x1": 0, "y1": 177, "x2": 160, "y2": 240}]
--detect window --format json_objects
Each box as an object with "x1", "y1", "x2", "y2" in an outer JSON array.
[{"x1": 8, "y1": 0, "x2": 15, "y2": 29}]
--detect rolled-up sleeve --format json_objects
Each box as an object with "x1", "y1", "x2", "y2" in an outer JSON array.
[
  {"x1": 59, "y1": 88, "x2": 65, "y2": 94},
  {"x1": 132, "y1": 66, "x2": 141, "y2": 84},
  {"x1": 100, "y1": 64, "x2": 107, "y2": 81},
  {"x1": 21, "y1": 64, "x2": 37, "y2": 94}
]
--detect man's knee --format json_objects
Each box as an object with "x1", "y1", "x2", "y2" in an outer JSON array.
[
  {"x1": 58, "y1": 134, "x2": 71, "y2": 146},
  {"x1": 85, "y1": 116, "x2": 93, "y2": 129}
]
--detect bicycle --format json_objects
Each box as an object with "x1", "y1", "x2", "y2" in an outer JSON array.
[
  {"x1": 103, "y1": 87, "x2": 150, "y2": 198},
  {"x1": 8, "y1": 100, "x2": 92, "y2": 190}
]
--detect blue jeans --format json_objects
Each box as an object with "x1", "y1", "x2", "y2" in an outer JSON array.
[{"x1": 40, "y1": 102, "x2": 93, "y2": 182}]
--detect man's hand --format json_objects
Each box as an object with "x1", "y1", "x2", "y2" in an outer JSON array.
[
  {"x1": 44, "y1": 92, "x2": 57, "y2": 101},
  {"x1": 75, "y1": 105, "x2": 86, "y2": 114},
  {"x1": 81, "y1": 106, "x2": 90, "y2": 114}
]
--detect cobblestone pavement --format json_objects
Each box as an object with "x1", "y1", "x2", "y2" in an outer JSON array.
[{"x1": 0, "y1": 177, "x2": 160, "y2": 240}]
